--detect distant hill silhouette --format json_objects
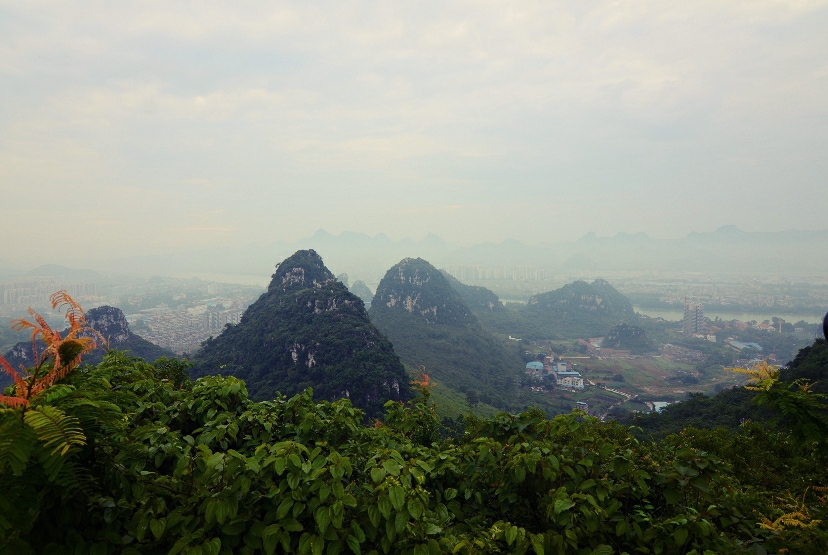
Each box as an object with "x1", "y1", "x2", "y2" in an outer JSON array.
[
  {"x1": 349, "y1": 280, "x2": 374, "y2": 304},
  {"x1": 440, "y1": 271, "x2": 505, "y2": 313},
  {"x1": 369, "y1": 258, "x2": 523, "y2": 411},
  {"x1": 1, "y1": 306, "x2": 173, "y2": 388},
  {"x1": 603, "y1": 322, "x2": 655, "y2": 354},
  {"x1": 470, "y1": 279, "x2": 637, "y2": 340},
  {"x1": 190, "y1": 250, "x2": 409, "y2": 417}
]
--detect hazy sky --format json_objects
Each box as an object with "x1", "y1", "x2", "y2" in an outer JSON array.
[{"x1": 2, "y1": 0, "x2": 827, "y2": 265}]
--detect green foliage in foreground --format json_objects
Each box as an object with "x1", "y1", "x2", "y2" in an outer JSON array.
[{"x1": 2, "y1": 352, "x2": 828, "y2": 554}]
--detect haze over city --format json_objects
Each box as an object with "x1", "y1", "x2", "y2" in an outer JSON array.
[{"x1": 2, "y1": 1, "x2": 827, "y2": 268}]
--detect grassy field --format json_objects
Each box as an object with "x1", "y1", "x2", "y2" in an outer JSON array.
[
  {"x1": 562, "y1": 355, "x2": 749, "y2": 400},
  {"x1": 427, "y1": 384, "x2": 500, "y2": 419}
]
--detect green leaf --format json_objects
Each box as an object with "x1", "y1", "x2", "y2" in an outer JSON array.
[
  {"x1": 299, "y1": 533, "x2": 312, "y2": 554},
  {"x1": 371, "y1": 467, "x2": 386, "y2": 484},
  {"x1": 407, "y1": 498, "x2": 423, "y2": 520},
  {"x1": 383, "y1": 459, "x2": 401, "y2": 476},
  {"x1": 613, "y1": 458, "x2": 630, "y2": 476},
  {"x1": 579, "y1": 479, "x2": 596, "y2": 491},
  {"x1": 0, "y1": 413, "x2": 35, "y2": 475},
  {"x1": 346, "y1": 534, "x2": 361, "y2": 555},
  {"x1": 414, "y1": 544, "x2": 429, "y2": 555},
  {"x1": 615, "y1": 520, "x2": 629, "y2": 536},
  {"x1": 663, "y1": 489, "x2": 682, "y2": 505},
  {"x1": 426, "y1": 523, "x2": 442, "y2": 535},
  {"x1": 378, "y1": 495, "x2": 392, "y2": 519},
  {"x1": 274, "y1": 457, "x2": 287, "y2": 474},
  {"x1": 312, "y1": 535, "x2": 325, "y2": 555},
  {"x1": 590, "y1": 546, "x2": 613, "y2": 555},
  {"x1": 416, "y1": 459, "x2": 434, "y2": 472},
  {"x1": 280, "y1": 518, "x2": 304, "y2": 532},
  {"x1": 150, "y1": 518, "x2": 165, "y2": 540},
  {"x1": 389, "y1": 486, "x2": 405, "y2": 512},
  {"x1": 277, "y1": 498, "x2": 295, "y2": 519},
  {"x1": 673, "y1": 527, "x2": 688, "y2": 546},
  {"x1": 350, "y1": 521, "x2": 366, "y2": 543},
  {"x1": 443, "y1": 488, "x2": 457, "y2": 501},
  {"x1": 395, "y1": 511, "x2": 408, "y2": 533},
  {"x1": 203, "y1": 538, "x2": 221, "y2": 555},
  {"x1": 263, "y1": 524, "x2": 282, "y2": 539},
  {"x1": 554, "y1": 499, "x2": 575, "y2": 514},
  {"x1": 368, "y1": 505, "x2": 380, "y2": 528},
  {"x1": 316, "y1": 507, "x2": 331, "y2": 533},
  {"x1": 319, "y1": 485, "x2": 331, "y2": 502},
  {"x1": 505, "y1": 526, "x2": 518, "y2": 545},
  {"x1": 23, "y1": 406, "x2": 85, "y2": 456},
  {"x1": 690, "y1": 477, "x2": 710, "y2": 493},
  {"x1": 530, "y1": 533, "x2": 545, "y2": 555}
]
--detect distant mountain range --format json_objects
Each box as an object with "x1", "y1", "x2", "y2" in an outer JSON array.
[{"x1": 85, "y1": 225, "x2": 828, "y2": 281}]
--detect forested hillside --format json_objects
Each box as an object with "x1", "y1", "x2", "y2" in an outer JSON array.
[
  {"x1": 602, "y1": 322, "x2": 654, "y2": 354},
  {"x1": 369, "y1": 258, "x2": 524, "y2": 411},
  {"x1": 448, "y1": 279, "x2": 638, "y2": 341},
  {"x1": 191, "y1": 250, "x2": 409, "y2": 416}
]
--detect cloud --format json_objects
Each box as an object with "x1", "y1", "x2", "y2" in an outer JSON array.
[{"x1": 0, "y1": 0, "x2": 826, "y2": 265}]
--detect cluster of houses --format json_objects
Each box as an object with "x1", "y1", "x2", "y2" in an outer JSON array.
[{"x1": 525, "y1": 358, "x2": 585, "y2": 390}]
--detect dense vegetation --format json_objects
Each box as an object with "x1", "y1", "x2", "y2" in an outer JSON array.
[
  {"x1": 4, "y1": 344, "x2": 828, "y2": 554},
  {"x1": 602, "y1": 323, "x2": 654, "y2": 355},
  {"x1": 454, "y1": 280, "x2": 637, "y2": 341},
  {"x1": 191, "y1": 251, "x2": 409, "y2": 417},
  {"x1": 3, "y1": 293, "x2": 828, "y2": 554},
  {"x1": 369, "y1": 258, "x2": 525, "y2": 412}
]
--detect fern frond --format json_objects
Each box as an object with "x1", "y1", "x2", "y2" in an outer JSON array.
[
  {"x1": 0, "y1": 411, "x2": 36, "y2": 475},
  {"x1": 0, "y1": 396, "x2": 29, "y2": 409},
  {"x1": 23, "y1": 406, "x2": 86, "y2": 456},
  {"x1": 32, "y1": 385, "x2": 76, "y2": 405},
  {"x1": 50, "y1": 290, "x2": 86, "y2": 330},
  {"x1": 0, "y1": 355, "x2": 26, "y2": 391},
  {"x1": 44, "y1": 457, "x2": 95, "y2": 496}
]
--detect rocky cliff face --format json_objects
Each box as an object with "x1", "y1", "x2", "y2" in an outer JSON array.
[
  {"x1": 85, "y1": 306, "x2": 131, "y2": 344},
  {"x1": 268, "y1": 250, "x2": 336, "y2": 294},
  {"x1": 191, "y1": 250, "x2": 409, "y2": 417},
  {"x1": 371, "y1": 258, "x2": 476, "y2": 326}
]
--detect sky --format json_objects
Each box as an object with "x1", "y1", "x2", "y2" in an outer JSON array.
[{"x1": 1, "y1": 0, "x2": 827, "y2": 266}]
